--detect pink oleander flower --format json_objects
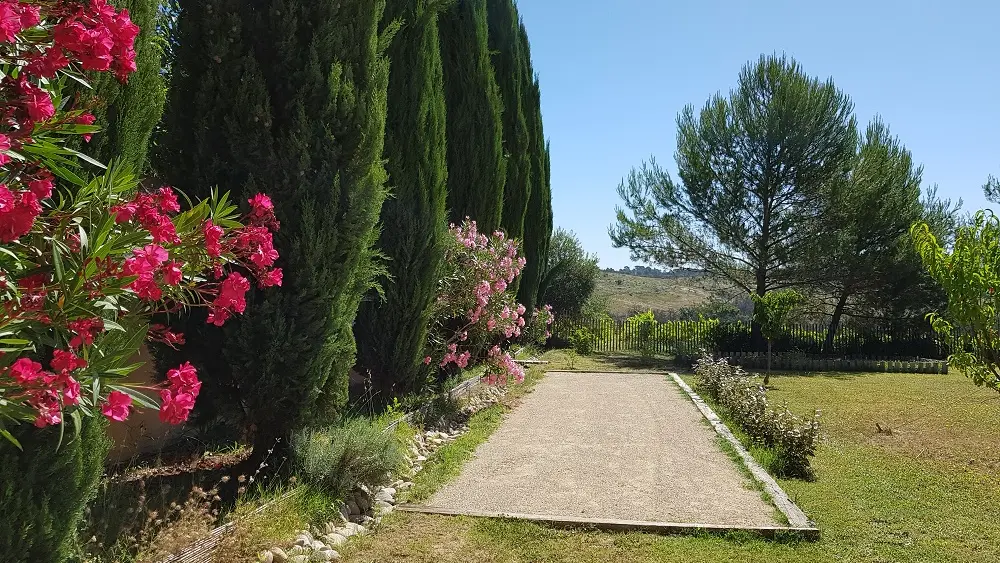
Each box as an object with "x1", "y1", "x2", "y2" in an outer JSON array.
[
  {"x1": 101, "y1": 391, "x2": 133, "y2": 422},
  {"x1": 159, "y1": 388, "x2": 195, "y2": 424}
]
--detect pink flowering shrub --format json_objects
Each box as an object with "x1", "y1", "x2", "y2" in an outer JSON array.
[
  {"x1": 428, "y1": 219, "x2": 551, "y2": 386},
  {"x1": 523, "y1": 304, "x2": 555, "y2": 346},
  {"x1": 0, "y1": 1, "x2": 281, "y2": 447}
]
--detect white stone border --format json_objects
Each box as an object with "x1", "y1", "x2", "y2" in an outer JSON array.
[{"x1": 667, "y1": 371, "x2": 817, "y2": 533}]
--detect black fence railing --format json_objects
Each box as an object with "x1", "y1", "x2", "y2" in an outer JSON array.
[{"x1": 551, "y1": 317, "x2": 951, "y2": 361}]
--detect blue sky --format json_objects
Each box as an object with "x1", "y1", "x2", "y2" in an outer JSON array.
[{"x1": 517, "y1": 0, "x2": 999, "y2": 269}]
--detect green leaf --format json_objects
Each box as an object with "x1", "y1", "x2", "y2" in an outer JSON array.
[
  {"x1": 70, "y1": 410, "x2": 83, "y2": 442},
  {"x1": 62, "y1": 70, "x2": 92, "y2": 90},
  {"x1": 102, "y1": 318, "x2": 126, "y2": 332},
  {"x1": 51, "y1": 239, "x2": 65, "y2": 282},
  {"x1": 108, "y1": 386, "x2": 158, "y2": 410},
  {"x1": 67, "y1": 148, "x2": 108, "y2": 170},
  {"x1": 0, "y1": 427, "x2": 22, "y2": 450}
]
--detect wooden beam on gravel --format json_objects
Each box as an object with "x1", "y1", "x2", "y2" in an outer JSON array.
[{"x1": 396, "y1": 505, "x2": 820, "y2": 540}]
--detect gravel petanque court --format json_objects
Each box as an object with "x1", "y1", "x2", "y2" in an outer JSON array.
[{"x1": 422, "y1": 371, "x2": 780, "y2": 527}]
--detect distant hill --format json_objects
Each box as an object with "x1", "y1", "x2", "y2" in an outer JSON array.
[
  {"x1": 603, "y1": 265, "x2": 706, "y2": 279},
  {"x1": 592, "y1": 270, "x2": 735, "y2": 318}
]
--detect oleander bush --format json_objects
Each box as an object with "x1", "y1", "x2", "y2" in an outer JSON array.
[{"x1": 694, "y1": 352, "x2": 821, "y2": 478}]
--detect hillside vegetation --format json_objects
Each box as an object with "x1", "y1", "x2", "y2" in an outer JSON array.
[{"x1": 592, "y1": 271, "x2": 734, "y2": 317}]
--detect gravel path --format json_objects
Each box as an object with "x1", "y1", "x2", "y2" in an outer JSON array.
[{"x1": 424, "y1": 371, "x2": 779, "y2": 527}]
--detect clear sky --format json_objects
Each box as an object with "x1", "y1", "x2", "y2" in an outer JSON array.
[{"x1": 517, "y1": 0, "x2": 999, "y2": 269}]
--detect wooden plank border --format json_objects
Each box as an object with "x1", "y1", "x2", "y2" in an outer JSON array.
[
  {"x1": 666, "y1": 371, "x2": 818, "y2": 535},
  {"x1": 396, "y1": 505, "x2": 820, "y2": 540}
]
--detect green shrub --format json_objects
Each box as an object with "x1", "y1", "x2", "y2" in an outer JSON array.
[
  {"x1": 0, "y1": 419, "x2": 110, "y2": 563},
  {"x1": 694, "y1": 352, "x2": 820, "y2": 478},
  {"x1": 626, "y1": 310, "x2": 658, "y2": 357},
  {"x1": 291, "y1": 418, "x2": 405, "y2": 500},
  {"x1": 570, "y1": 327, "x2": 594, "y2": 355}
]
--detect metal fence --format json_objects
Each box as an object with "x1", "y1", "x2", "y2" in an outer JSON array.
[{"x1": 551, "y1": 317, "x2": 950, "y2": 360}]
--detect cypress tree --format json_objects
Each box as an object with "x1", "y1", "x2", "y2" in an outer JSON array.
[
  {"x1": 355, "y1": 0, "x2": 449, "y2": 397},
  {"x1": 87, "y1": 0, "x2": 166, "y2": 172},
  {"x1": 439, "y1": 0, "x2": 506, "y2": 231},
  {"x1": 517, "y1": 18, "x2": 552, "y2": 311},
  {"x1": 488, "y1": 0, "x2": 532, "y2": 242},
  {"x1": 517, "y1": 69, "x2": 553, "y2": 313},
  {"x1": 156, "y1": 1, "x2": 392, "y2": 448},
  {"x1": 0, "y1": 420, "x2": 110, "y2": 562}
]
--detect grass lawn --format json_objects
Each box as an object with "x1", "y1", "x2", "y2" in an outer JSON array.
[{"x1": 340, "y1": 352, "x2": 1000, "y2": 563}]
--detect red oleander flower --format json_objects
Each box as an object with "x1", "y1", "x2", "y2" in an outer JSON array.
[{"x1": 101, "y1": 390, "x2": 133, "y2": 422}]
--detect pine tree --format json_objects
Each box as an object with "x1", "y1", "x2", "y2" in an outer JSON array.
[
  {"x1": 87, "y1": 0, "x2": 166, "y2": 172},
  {"x1": 439, "y1": 0, "x2": 506, "y2": 231},
  {"x1": 156, "y1": 1, "x2": 392, "y2": 447},
  {"x1": 488, "y1": 0, "x2": 531, "y2": 242},
  {"x1": 355, "y1": 0, "x2": 449, "y2": 398}
]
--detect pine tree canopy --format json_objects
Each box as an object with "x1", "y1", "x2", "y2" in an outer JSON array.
[{"x1": 612, "y1": 54, "x2": 857, "y2": 300}]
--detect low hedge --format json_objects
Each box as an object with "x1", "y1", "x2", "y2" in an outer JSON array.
[{"x1": 694, "y1": 352, "x2": 820, "y2": 478}]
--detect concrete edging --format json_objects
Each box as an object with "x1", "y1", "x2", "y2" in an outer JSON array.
[
  {"x1": 397, "y1": 505, "x2": 819, "y2": 539},
  {"x1": 667, "y1": 371, "x2": 818, "y2": 536}
]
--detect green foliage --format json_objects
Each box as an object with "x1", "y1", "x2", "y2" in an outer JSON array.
[
  {"x1": 157, "y1": 0, "x2": 392, "y2": 442},
  {"x1": 570, "y1": 328, "x2": 594, "y2": 356},
  {"x1": 355, "y1": 0, "x2": 449, "y2": 399},
  {"x1": 626, "y1": 310, "x2": 659, "y2": 357},
  {"x1": 813, "y1": 119, "x2": 924, "y2": 344},
  {"x1": 516, "y1": 84, "x2": 553, "y2": 315},
  {"x1": 79, "y1": 0, "x2": 166, "y2": 174},
  {"x1": 611, "y1": 54, "x2": 856, "y2": 297},
  {"x1": 489, "y1": 0, "x2": 532, "y2": 243},
  {"x1": 694, "y1": 353, "x2": 819, "y2": 478},
  {"x1": 913, "y1": 210, "x2": 1000, "y2": 392},
  {"x1": 440, "y1": 0, "x2": 506, "y2": 232},
  {"x1": 0, "y1": 419, "x2": 110, "y2": 563},
  {"x1": 538, "y1": 228, "x2": 599, "y2": 318},
  {"x1": 751, "y1": 289, "x2": 801, "y2": 383},
  {"x1": 751, "y1": 290, "x2": 802, "y2": 342},
  {"x1": 291, "y1": 418, "x2": 406, "y2": 501}
]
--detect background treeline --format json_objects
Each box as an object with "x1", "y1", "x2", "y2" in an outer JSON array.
[{"x1": 610, "y1": 54, "x2": 963, "y2": 349}]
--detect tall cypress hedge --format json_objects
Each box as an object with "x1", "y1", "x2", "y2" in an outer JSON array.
[
  {"x1": 84, "y1": 0, "x2": 166, "y2": 172},
  {"x1": 516, "y1": 65, "x2": 553, "y2": 314},
  {"x1": 156, "y1": 1, "x2": 392, "y2": 447},
  {"x1": 439, "y1": 0, "x2": 506, "y2": 231},
  {"x1": 488, "y1": 0, "x2": 531, "y2": 243},
  {"x1": 355, "y1": 0, "x2": 449, "y2": 398},
  {"x1": 0, "y1": 420, "x2": 110, "y2": 563}
]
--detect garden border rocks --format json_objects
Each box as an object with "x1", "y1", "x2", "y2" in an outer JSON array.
[{"x1": 160, "y1": 378, "x2": 503, "y2": 563}]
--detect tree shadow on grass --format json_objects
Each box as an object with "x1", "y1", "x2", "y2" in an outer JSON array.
[{"x1": 598, "y1": 353, "x2": 676, "y2": 371}]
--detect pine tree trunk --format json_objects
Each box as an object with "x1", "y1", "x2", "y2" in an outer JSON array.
[
  {"x1": 824, "y1": 290, "x2": 850, "y2": 353},
  {"x1": 764, "y1": 339, "x2": 772, "y2": 386}
]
